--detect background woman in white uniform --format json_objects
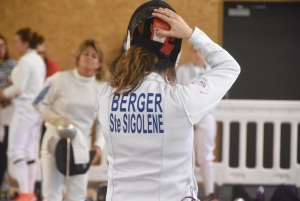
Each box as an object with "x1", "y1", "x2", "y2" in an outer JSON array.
[
  {"x1": 177, "y1": 48, "x2": 218, "y2": 201},
  {"x1": 33, "y1": 39, "x2": 106, "y2": 201},
  {"x1": 95, "y1": 2, "x2": 240, "y2": 201},
  {"x1": 0, "y1": 34, "x2": 16, "y2": 195},
  {"x1": 0, "y1": 28, "x2": 45, "y2": 201}
]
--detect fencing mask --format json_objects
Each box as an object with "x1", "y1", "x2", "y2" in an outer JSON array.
[{"x1": 126, "y1": 0, "x2": 182, "y2": 67}]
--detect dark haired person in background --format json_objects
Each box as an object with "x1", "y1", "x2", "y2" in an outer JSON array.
[
  {"x1": 0, "y1": 28, "x2": 45, "y2": 201},
  {"x1": 0, "y1": 34, "x2": 16, "y2": 196},
  {"x1": 36, "y1": 39, "x2": 59, "y2": 78}
]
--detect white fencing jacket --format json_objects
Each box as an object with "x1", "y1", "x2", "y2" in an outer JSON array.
[
  {"x1": 96, "y1": 27, "x2": 240, "y2": 201},
  {"x1": 4, "y1": 49, "x2": 45, "y2": 103},
  {"x1": 177, "y1": 62, "x2": 215, "y2": 117},
  {"x1": 34, "y1": 69, "x2": 106, "y2": 154}
]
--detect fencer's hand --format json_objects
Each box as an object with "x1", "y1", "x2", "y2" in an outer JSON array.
[
  {"x1": 152, "y1": 8, "x2": 193, "y2": 39},
  {"x1": 54, "y1": 117, "x2": 71, "y2": 128},
  {"x1": 62, "y1": 118, "x2": 71, "y2": 125},
  {"x1": 91, "y1": 146, "x2": 102, "y2": 165}
]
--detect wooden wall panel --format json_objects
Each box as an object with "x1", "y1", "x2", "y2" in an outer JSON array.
[
  {"x1": 0, "y1": 0, "x2": 221, "y2": 70},
  {"x1": 1, "y1": 0, "x2": 294, "y2": 69}
]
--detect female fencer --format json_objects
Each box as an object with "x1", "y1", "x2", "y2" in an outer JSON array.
[
  {"x1": 95, "y1": 1, "x2": 240, "y2": 201},
  {"x1": 0, "y1": 28, "x2": 45, "y2": 201},
  {"x1": 33, "y1": 39, "x2": 106, "y2": 201}
]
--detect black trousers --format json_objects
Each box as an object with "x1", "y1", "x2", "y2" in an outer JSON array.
[{"x1": 0, "y1": 126, "x2": 8, "y2": 187}]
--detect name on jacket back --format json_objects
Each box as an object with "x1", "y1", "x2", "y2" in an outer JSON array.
[{"x1": 110, "y1": 93, "x2": 164, "y2": 134}]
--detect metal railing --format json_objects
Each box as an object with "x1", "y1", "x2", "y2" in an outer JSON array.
[{"x1": 89, "y1": 100, "x2": 300, "y2": 187}]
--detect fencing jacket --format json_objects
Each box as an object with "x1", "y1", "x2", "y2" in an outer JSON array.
[
  {"x1": 96, "y1": 27, "x2": 240, "y2": 201},
  {"x1": 34, "y1": 69, "x2": 106, "y2": 151},
  {"x1": 3, "y1": 49, "x2": 45, "y2": 102},
  {"x1": 177, "y1": 62, "x2": 215, "y2": 117}
]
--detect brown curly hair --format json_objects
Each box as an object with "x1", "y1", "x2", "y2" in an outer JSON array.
[{"x1": 110, "y1": 45, "x2": 176, "y2": 94}]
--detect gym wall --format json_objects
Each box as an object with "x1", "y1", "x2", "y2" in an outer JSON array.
[{"x1": 0, "y1": 0, "x2": 221, "y2": 71}]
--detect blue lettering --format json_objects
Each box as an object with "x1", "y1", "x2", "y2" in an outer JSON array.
[
  {"x1": 158, "y1": 114, "x2": 164, "y2": 133},
  {"x1": 131, "y1": 114, "x2": 136, "y2": 133},
  {"x1": 117, "y1": 118, "x2": 121, "y2": 133},
  {"x1": 111, "y1": 93, "x2": 120, "y2": 111},
  {"x1": 128, "y1": 114, "x2": 131, "y2": 133},
  {"x1": 142, "y1": 115, "x2": 147, "y2": 133},
  {"x1": 137, "y1": 93, "x2": 146, "y2": 112},
  {"x1": 147, "y1": 93, "x2": 154, "y2": 112},
  {"x1": 147, "y1": 114, "x2": 152, "y2": 133},
  {"x1": 155, "y1": 94, "x2": 163, "y2": 112},
  {"x1": 110, "y1": 113, "x2": 114, "y2": 132},
  {"x1": 152, "y1": 115, "x2": 158, "y2": 133},
  {"x1": 123, "y1": 114, "x2": 127, "y2": 133},
  {"x1": 120, "y1": 94, "x2": 128, "y2": 112},
  {"x1": 137, "y1": 114, "x2": 142, "y2": 133},
  {"x1": 114, "y1": 114, "x2": 118, "y2": 132},
  {"x1": 128, "y1": 93, "x2": 136, "y2": 112}
]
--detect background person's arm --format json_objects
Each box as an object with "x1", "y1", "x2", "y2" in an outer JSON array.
[{"x1": 2, "y1": 58, "x2": 30, "y2": 98}]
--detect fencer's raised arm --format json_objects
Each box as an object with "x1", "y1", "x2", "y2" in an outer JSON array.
[
  {"x1": 177, "y1": 27, "x2": 240, "y2": 124},
  {"x1": 153, "y1": 8, "x2": 240, "y2": 125}
]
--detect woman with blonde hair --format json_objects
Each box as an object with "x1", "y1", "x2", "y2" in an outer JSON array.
[
  {"x1": 33, "y1": 39, "x2": 106, "y2": 201},
  {"x1": 0, "y1": 28, "x2": 45, "y2": 201},
  {"x1": 95, "y1": 1, "x2": 240, "y2": 201}
]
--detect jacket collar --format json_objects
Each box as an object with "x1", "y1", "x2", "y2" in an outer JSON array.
[
  {"x1": 145, "y1": 72, "x2": 166, "y2": 83},
  {"x1": 73, "y1": 68, "x2": 96, "y2": 82}
]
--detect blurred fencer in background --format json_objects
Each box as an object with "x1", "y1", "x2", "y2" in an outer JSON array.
[
  {"x1": 177, "y1": 48, "x2": 218, "y2": 201},
  {"x1": 0, "y1": 28, "x2": 45, "y2": 201},
  {"x1": 0, "y1": 34, "x2": 16, "y2": 195},
  {"x1": 36, "y1": 39, "x2": 59, "y2": 79},
  {"x1": 33, "y1": 39, "x2": 106, "y2": 201}
]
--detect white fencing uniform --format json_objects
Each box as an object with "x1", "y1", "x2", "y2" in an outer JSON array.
[
  {"x1": 0, "y1": 59, "x2": 16, "y2": 142},
  {"x1": 96, "y1": 27, "x2": 240, "y2": 201},
  {"x1": 177, "y1": 62, "x2": 216, "y2": 196},
  {"x1": 34, "y1": 69, "x2": 105, "y2": 201},
  {"x1": 3, "y1": 49, "x2": 45, "y2": 194}
]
